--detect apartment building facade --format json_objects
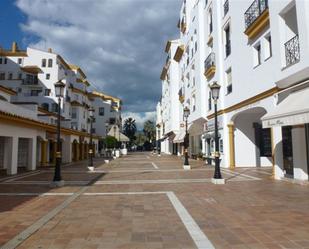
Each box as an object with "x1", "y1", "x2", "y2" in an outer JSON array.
[
  {"x1": 0, "y1": 43, "x2": 122, "y2": 175},
  {"x1": 157, "y1": 0, "x2": 309, "y2": 182}
]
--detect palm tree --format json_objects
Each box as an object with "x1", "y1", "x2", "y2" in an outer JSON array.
[
  {"x1": 143, "y1": 120, "x2": 156, "y2": 142},
  {"x1": 123, "y1": 118, "x2": 137, "y2": 144}
]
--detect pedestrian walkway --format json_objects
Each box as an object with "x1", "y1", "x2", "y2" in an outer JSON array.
[{"x1": 0, "y1": 152, "x2": 309, "y2": 248}]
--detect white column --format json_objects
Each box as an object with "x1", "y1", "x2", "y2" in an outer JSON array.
[
  {"x1": 27, "y1": 138, "x2": 36, "y2": 171},
  {"x1": 6, "y1": 136, "x2": 18, "y2": 175},
  {"x1": 272, "y1": 126, "x2": 284, "y2": 180},
  {"x1": 292, "y1": 127, "x2": 308, "y2": 180}
]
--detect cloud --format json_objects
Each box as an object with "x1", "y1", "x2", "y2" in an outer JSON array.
[{"x1": 15, "y1": 0, "x2": 180, "y2": 120}]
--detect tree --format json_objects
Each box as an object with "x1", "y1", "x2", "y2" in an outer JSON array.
[
  {"x1": 143, "y1": 120, "x2": 156, "y2": 142},
  {"x1": 104, "y1": 136, "x2": 117, "y2": 149},
  {"x1": 123, "y1": 118, "x2": 137, "y2": 144}
]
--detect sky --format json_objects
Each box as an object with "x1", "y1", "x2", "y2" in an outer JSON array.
[{"x1": 0, "y1": 0, "x2": 180, "y2": 129}]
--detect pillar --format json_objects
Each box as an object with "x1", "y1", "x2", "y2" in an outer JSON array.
[
  {"x1": 27, "y1": 138, "x2": 36, "y2": 171},
  {"x1": 40, "y1": 140, "x2": 48, "y2": 166},
  {"x1": 228, "y1": 123, "x2": 235, "y2": 169},
  {"x1": 272, "y1": 126, "x2": 284, "y2": 180},
  {"x1": 6, "y1": 136, "x2": 18, "y2": 175}
]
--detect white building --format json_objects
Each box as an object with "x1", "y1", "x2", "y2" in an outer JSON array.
[
  {"x1": 157, "y1": 0, "x2": 309, "y2": 182},
  {"x1": 0, "y1": 42, "x2": 122, "y2": 175}
]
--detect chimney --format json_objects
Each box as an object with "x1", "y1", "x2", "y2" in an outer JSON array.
[
  {"x1": 12, "y1": 42, "x2": 18, "y2": 52},
  {"x1": 48, "y1": 48, "x2": 52, "y2": 53}
]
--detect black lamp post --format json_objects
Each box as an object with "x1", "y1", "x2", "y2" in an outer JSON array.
[
  {"x1": 52, "y1": 80, "x2": 65, "y2": 187},
  {"x1": 113, "y1": 125, "x2": 116, "y2": 157},
  {"x1": 210, "y1": 82, "x2": 223, "y2": 182},
  {"x1": 88, "y1": 107, "x2": 95, "y2": 171},
  {"x1": 183, "y1": 106, "x2": 190, "y2": 169}
]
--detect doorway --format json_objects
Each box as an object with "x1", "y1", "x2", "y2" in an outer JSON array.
[
  {"x1": 305, "y1": 124, "x2": 309, "y2": 181},
  {"x1": 282, "y1": 126, "x2": 294, "y2": 177}
]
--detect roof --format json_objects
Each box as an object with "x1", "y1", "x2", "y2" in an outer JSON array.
[
  {"x1": 21, "y1": 66, "x2": 43, "y2": 74},
  {"x1": 0, "y1": 85, "x2": 17, "y2": 95},
  {"x1": 90, "y1": 91, "x2": 121, "y2": 103},
  {"x1": 69, "y1": 64, "x2": 87, "y2": 79}
]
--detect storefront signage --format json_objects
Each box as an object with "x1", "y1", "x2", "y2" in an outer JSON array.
[{"x1": 206, "y1": 116, "x2": 223, "y2": 132}]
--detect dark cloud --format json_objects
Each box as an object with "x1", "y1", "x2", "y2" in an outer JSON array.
[{"x1": 16, "y1": 0, "x2": 181, "y2": 126}]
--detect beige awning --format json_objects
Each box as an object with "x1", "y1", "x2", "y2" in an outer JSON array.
[
  {"x1": 173, "y1": 130, "x2": 186, "y2": 143},
  {"x1": 262, "y1": 87, "x2": 309, "y2": 128},
  {"x1": 107, "y1": 125, "x2": 129, "y2": 142}
]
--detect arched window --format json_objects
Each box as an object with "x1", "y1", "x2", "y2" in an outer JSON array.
[{"x1": 48, "y1": 59, "x2": 53, "y2": 67}]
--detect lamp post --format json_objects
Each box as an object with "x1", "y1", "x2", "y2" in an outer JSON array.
[
  {"x1": 113, "y1": 125, "x2": 116, "y2": 158},
  {"x1": 51, "y1": 80, "x2": 65, "y2": 187},
  {"x1": 183, "y1": 106, "x2": 190, "y2": 170},
  {"x1": 210, "y1": 82, "x2": 225, "y2": 184},
  {"x1": 88, "y1": 107, "x2": 95, "y2": 171}
]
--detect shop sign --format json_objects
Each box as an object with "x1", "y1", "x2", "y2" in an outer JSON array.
[{"x1": 206, "y1": 116, "x2": 223, "y2": 132}]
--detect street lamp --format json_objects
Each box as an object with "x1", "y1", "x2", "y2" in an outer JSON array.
[
  {"x1": 113, "y1": 125, "x2": 117, "y2": 158},
  {"x1": 52, "y1": 80, "x2": 65, "y2": 187},
  {"x1": 88, "y1": 107, "x2": 95, "y2": 171},
  {"x1": 210, "y1": 82, "x2": 225, "y2": 184},
  {"x1": 183, "y1": 106, "x2": 190, "y2": 170}
]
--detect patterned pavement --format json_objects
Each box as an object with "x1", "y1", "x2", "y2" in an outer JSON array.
[{"x1": 0, "y1": 152, "x2": 309, "y2": 249}]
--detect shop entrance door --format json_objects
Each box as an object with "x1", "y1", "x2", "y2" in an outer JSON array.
[{"x1": 282, "y1": 126, "x2": 294, "y2": 177}]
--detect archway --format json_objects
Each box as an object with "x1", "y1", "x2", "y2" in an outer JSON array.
[{"x1": 230, "y1": 107, "x2": 272, "y2": 168}]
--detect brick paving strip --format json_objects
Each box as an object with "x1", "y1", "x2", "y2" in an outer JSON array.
[
  {"x1": 0, "y1": 174, "x2": 103, "y2": 249},
  {"x1": 0, "y1": 191, "x2": 215, "y2": 249}
]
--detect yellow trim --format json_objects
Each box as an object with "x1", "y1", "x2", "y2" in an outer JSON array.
[
  {"x1": 90, "y1": 91, "x2": 121, "y2": 103},
  {"x1": 244, "y1": 9, "x2": 269, "y2": 40},
  {"x1": 165, "y1": 41, "x2": 172, "y2": 53},
  {"x1": 160, "y1": 66, "x2": 168, "y2": 80},
  {"x1": 0, "y1": 50, "x2": 27, "y2": 57},
  {"x1": 21, "y1": 66, "x2": 42, "y2": 74},
  {"x1": 40, "y1": 140, "x2": 48, "y2": 166},
  {"x1": 179, "y1": 95, "x2": 185, "y2": 103},
  {"x1": 57, "y1": 55, "x2": 70, "y2": 70},
  {"x1": 204, "y1": 66, "x2": 216, "y2": 79},
  {"x1": 0, "y1": 86, "x2": 17, "y2": 95},
  {"x1": 227, "y1": 123, "x2": 235, "y2": 169},
  {"x1": 207, "y1": 36, "x2": 213, "y2": 46},
  {"x1": 207, "y1": 87, "x2": 279, "y2": 119},
  {"x1": 174, "y1": 45, "x2": 185, "y2": 62}
]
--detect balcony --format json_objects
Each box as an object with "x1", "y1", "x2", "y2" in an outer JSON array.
[
  {"x1": 225, "y1": 40, "x2": 231, "y2": 57},
  {"x1": 285, "y1": 35, "x2": 300, "y2": 67},
  {"x1": 22, "y1": 78, "x2": 39, "y2": 85},
  {"x1": 244, "y1": 0, "x2": 269, "y2": 39},
  {"x1": 160, "y1": 66, "x2": 168, "y2": 80},
  {"x1": 181, "y1": 17, "x2": 187, "y2": 33},
  {"x1": 204, "y1": 53, "x2": 216, "y2": 79},
  {"x1": 174, "y1": 45, "x2": 185, "y2": 62},
  {"x1": 224, "y1": 0, "x2": 229, "y2": 16},
  {"x1": 178, "y1": 88, "x2": 185, "y2": 103}
]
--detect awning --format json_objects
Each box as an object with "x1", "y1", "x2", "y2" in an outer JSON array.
[
  {"x1": 107, "y1": 125, "x2": 129, "y2": 142},
  {"x1": 202, "y1": 131, "x2": 221, "y2": 139},
  {"x1": 173, "y1": 130, "x2": 186, "y2": 143},
  {"x1": 262, "y1": 87, "x2": 309, "y2": 128},
  {"x1": 188, "y1": 117, "x2": 206, "y2": 135}
]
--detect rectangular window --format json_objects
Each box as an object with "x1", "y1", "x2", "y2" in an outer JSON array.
[
  {"x1": 42, "y1": 59, "x2": 46, "y2": 67},
  {"x1": 265, "y1": 35, "x2": 272, "y2": 60},
  {"x1": 18, "y1": 58, "x2": 22, "y2": 64},
  {"x1": 0, "y1": 73, "x2": 5, "y2": 80},
  {"x1": 0, "y1": 58, "x2": 2, "y2": 64},
  {"x1": 219, "y1": 139, "x2": 224, "y2": 153},
  {"x1": 208, "y1": 91, "x2": 212, "y2": 110},
  {"x1": 99, "y1": 107, "x2": 105, "y2": 116},
  {"x1": 18, "y1": 73, "x2": 22, "y2": 79},
  {"x1": 225, "y1": 25, "x2": 231, "y2": 57},
  {"x1": 8, "y1": 73, "x2": 13, "y2": 80},
  {"x1": 46, "y1": 73, "x2": 50, "y2": 80},
  {"x1": 4, "y1": 58, "x2": 7, "y2": 64},
  {"x1": 44, "y1": 89, "x2": 51, "y2": 96},
  {"x1": 253, "y1": 43, "x2": 261, "y2": 67},
  {"x1": 48, "y1": 59, "x2": 53, "y2": 67},
  {"x1": 30, "y1": 90, "x2": 41, "y2": 96},
  {"x1": 226, "y1": 68, "x2": 232, "y2": 94}
]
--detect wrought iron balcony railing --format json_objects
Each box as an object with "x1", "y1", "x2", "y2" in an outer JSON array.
[
  {"x1": 244, "y1": 0, "x2": 268, "y2": 30},
  {"x1": 225, "y1": 40, "x2": 231, "y2": 57},
  {"x1": 224, "y1": 0, "x2": 229, "y2": 16},
  {"x1": 204, "y1": 52, "x2": 215, "y2": 72},
  {"x1": 285, "y1": 35, "x2": 300, "y2": 67}
]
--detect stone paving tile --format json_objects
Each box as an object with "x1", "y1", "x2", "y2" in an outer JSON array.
[
  {"x1": 1, "y1": 152, "x2": 309, "y2": 248},
  {"x1": 17, "y1": 195, "x2": 196, "y2": 249}
]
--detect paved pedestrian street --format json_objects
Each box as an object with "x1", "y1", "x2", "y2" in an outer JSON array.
[{"x1": 1, "y1": 153, "x2": 309, "y2": 249}]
